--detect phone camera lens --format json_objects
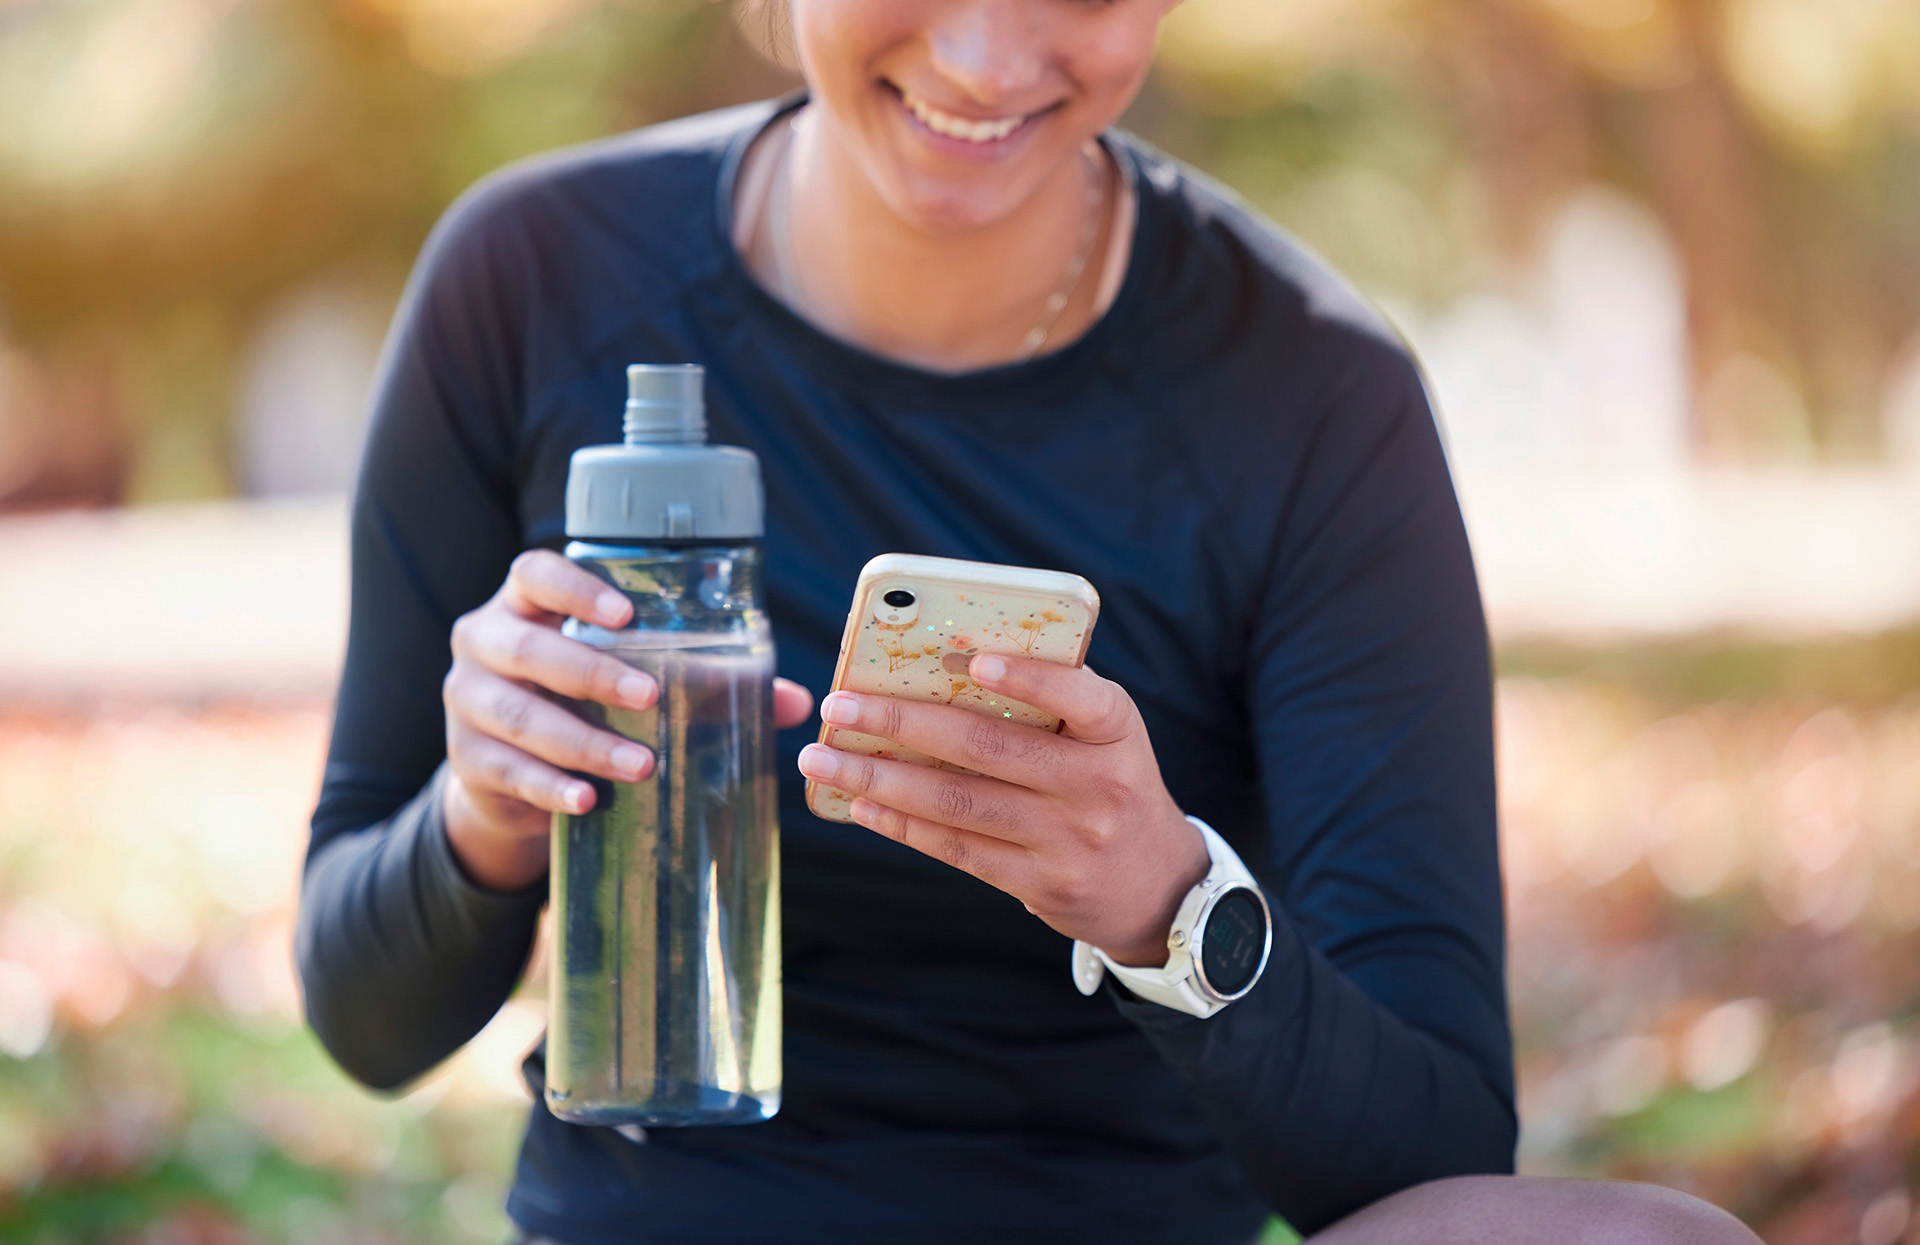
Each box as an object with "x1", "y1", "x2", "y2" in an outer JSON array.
[{"x1": 882, "y1": 589, "x2": 916, "y2": 609}]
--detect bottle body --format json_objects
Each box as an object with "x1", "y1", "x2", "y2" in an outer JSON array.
[{"x1": 545, "y1": 541, "x2": 780, "y2": 1126}]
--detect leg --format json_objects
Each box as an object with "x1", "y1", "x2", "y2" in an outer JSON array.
[{"x1": 1306, "y1": 1175, "x2": 1763, "y2": 1245}]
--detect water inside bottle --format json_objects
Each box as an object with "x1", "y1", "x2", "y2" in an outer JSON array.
[{"x1": 546, "y1": 628, "x2": 780, "y2": 1126}]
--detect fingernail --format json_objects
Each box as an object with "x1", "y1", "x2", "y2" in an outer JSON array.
[
  {"x1": 617, "y1": 673, "x2": 652, "y2": 705},
  {"x1": 819, "y1": 692, "x2": 859, "y2": 726},
  {"x1": 597, "y1": 592, "x2": 630, "y2": 624},
  {"x1": 566, "y1": 783, "x2": 594, "y2": 813},
  {"x1": 971, "y1": 654, "x2": 1007, "y2": 683},
  {"x1": 797, "y1": 744, "x2": 839, "y2": 781},
  {"x1": 849, "y1": 798, "x2": 877, "y2": 825},
  {"x1": 611, "y1": 745, "x2": 649, "y2": 779}
]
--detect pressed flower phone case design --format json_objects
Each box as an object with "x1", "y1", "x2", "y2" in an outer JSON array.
[{"x1": 805, "y1": 553, "x2": 1101, "y2": 823}]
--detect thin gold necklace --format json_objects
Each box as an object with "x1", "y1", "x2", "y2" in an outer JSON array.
[
  {"x1": 769, "y1": 112, "x2": 1107, "y2": 364},
  {"x1": 1019, "y1": 145, "x2": 1104, "y2": 360}
]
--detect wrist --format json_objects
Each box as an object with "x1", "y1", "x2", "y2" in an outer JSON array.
[
  {"x1": 1100, "y1": 811, "x2": 1210, "y2": 967},
  {"x1": 442, "y1": 779, "x2": 550, "y2": 893},
  {"x1": 1071, "y1": 815, "x2": 1273, "y2": 1018}
]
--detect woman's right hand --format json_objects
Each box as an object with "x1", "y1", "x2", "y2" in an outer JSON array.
[
  {"x1": 440, "y1": 549, "x2": 816, "y2": 891},
  {"x1": 440, "y1": 549, "x2": 659, "y2": 891}
]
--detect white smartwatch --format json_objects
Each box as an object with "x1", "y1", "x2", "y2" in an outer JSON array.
[{"x1": 1071, "y1": 815, "x2": 1273, "y2": 1019}]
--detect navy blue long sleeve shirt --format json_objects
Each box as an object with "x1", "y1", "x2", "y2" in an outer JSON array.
[{"x1": 295, "y1": 97, "x2": 1515, "y2": 1244}]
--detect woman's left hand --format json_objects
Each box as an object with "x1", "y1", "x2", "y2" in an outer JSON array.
[{"x1": 796, "y1": 654, "x2": 1209, "y2": 967}]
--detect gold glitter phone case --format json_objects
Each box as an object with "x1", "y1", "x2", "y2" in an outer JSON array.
[{"x1": 805, "y1": 554, "x2": 1101, "y2": 823}]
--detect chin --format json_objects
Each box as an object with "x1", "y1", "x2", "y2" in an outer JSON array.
[
  {"x1": 879, "y1": 177, "x2": 1027, "y2": 237},
  {"x1": 865, "y1": 137, "x2": 1078, "y2": 238}
]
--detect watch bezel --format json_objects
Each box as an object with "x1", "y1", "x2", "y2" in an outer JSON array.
[{"x1": 1188, "y1": 881, "x2": 1273, "y2": 1003}]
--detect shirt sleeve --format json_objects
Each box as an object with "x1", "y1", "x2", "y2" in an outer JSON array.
[
  {"x1": 294, "y1": 177, "x2": 548, "y2": 1092},
  {"x1": 1113, "y1": 339, "x2": 1517, "y2": 1233}
]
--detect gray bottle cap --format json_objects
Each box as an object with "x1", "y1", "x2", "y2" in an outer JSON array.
[
  {"x1": 623, "y1": 363, "x2": 706, "y2": 444},
  {"x1": 565, "y1": 365, "x2": 764, "y2": 541}
]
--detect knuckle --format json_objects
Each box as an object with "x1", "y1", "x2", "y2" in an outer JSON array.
[
  {"x1": 1070, "y1": 812, "x2": 1115, "y2": 851},
  {"x1": 1016, "y1": 732, "x2": 1059, "y2": 768},
  {"x1": 934, "y1": 778, "x2": 975, "y2": 825},
  {"x1": 594, "y1": 656, "x2": 630, "y2": 698},
  {"x1": 973, "y1": 795, "x2": 1015, "y2": 829},
  {"x1": 1091, "y1": 773, "x2": 1135, "y2": 811},
  {"x1": 877, "y1": 696, "x2": 906, "y2": 741},
  {"x1": 509, "y1": 549, "x2": 546, "y2": 581},
  {"x1": 964, "y1": 718, "x2": 1009, "y2": 766},
  {"x1": 504, "y1": 623, "x2": 542, "y2": 670},
  {"x1": 520, "y1": 772, "x2": 558, "y2": 806},
  {"x1": 579, "y1": 725, "x2": 616, "y2": 765},
  {"x1": 481, "y1": 752, "x2": 518, "y2": 795},
  {"x1": 836, "y1": 754, "x2": 877, "y2": 794},
  {"x1": 493, "y1": 689, "x2": 536, "y2": 739},
  {"x1": 449, "y1": 612, "x2": 478, "y2": 656},
  {"x1": 1041, "y1": 872, "x2": 1088, "y2": 913},
  {"x1": 875, "y1": 805, "x2": 911, "y2": 844},
  {"x1": 939, "y1": 831, "x2": 976, "y2": 874}
]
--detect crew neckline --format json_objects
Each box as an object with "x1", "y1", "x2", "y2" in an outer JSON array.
[{"x1": 707, "y1": 95, "x2": 1158, "y2": 400}]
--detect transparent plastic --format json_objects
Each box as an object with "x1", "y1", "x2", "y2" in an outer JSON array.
[{"x1": 545, "y1": 542, "x2": 780, "y2": 1126}]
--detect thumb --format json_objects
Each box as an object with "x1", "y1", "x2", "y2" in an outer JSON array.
[{"x1": 773, "y1": 678, "x2": 815, "y2": 729}]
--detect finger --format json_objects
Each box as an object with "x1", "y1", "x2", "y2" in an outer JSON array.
[
  {"x1": 847, "y1": 798, "x2": 1031, "y2": 896},
  {"x1": 501, "y1": 549, "x2": 632, "y2": 628},
  {"x1": 453, "y1": 669, "x2": 654, "y2": 782},
  {"x1": 797, "y1": 743, "x2": 1041, "y2": 843},
  {"x1": 445, "y1": 768, "x2": 555, "y2": 841},
  {"x1": 773, "y1": 678, "x2": 814, "y2": 730},
  {"x1": 449, "y1": 729, "x2": 597, "y2": 815},
  {"x1": 816, "y1": 689, "x2": 1070, "y2": 789},
  {"x1": 453, "y1": 613, "x2": 656, "y2": 709},
  {"x1": 968, "y1": 654, "x2": 1135, "y2": 745}
]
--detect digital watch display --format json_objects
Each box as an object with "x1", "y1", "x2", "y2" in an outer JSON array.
[
  {"x1": 1070, "y1": 816, "x2": 1273, "y2": 1018},
  {"x1": 1195, "y1": 885, "x2": 1269, "y2": 1000}
]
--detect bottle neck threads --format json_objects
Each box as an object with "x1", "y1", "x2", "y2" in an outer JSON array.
[{"x1": 623, "y1": 363, "x2": 706, "y2": 445}]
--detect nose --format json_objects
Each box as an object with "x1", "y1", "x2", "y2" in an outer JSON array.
[{"x1": 925, "y1": 0, "x2": 1047, "y2": 106}]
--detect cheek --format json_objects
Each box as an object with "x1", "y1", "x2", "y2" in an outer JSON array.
[
  {"x1": 1059, "y1": 18, "x2": 1163, "y2": 124},
  {"x1": 791, "y1": 0, "x2": 914, "y2": 90}
]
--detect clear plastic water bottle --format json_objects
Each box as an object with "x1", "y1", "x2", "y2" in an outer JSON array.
[{"x1": 544, "y1": 364, "x2": 780, "y2": 1127}]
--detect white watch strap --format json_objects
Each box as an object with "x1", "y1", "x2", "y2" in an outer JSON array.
[
  {"x1": 1100, "y1": 955, "x2": 1221, "y2": 1015},
  {"x1": 1070, "y1": 815, "x2": 1265, "y2": 1019}
]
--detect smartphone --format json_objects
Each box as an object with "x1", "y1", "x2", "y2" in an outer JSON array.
[{"x1": 805, "y1": 553, "x2": 1101, "y2": 823}]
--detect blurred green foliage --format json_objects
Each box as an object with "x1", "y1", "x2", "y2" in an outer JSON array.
[
  {"x1": 2, "y1": 0, "x2": 1919, "y2": 506},
  {"x1": 0, "y1": 987, "x2": 527, "y2": 1244}
]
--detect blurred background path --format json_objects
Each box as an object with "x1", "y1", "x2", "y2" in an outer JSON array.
[{"x1": 7, "y1": 463, "x2": 1920, "y2": 705}]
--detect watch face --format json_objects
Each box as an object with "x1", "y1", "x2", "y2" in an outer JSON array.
[{"x1": 1199, "y1": 887, "x2": 1268, "y2": 998}]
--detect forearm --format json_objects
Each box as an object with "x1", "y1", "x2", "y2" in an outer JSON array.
[
  {"x1": 295, "y1": 764, "x2": 549, "y2": 1091},
  {"x1": 1116, "y1": 913, "x2": 1516, "y2": 1235}
]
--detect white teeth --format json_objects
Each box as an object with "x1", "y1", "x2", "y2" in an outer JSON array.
[{"x1": 901, "y1": 91, "x2": 1026, "y2": 143}]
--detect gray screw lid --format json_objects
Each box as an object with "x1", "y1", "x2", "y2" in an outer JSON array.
[
  {"x1": 623, "y1": 363, "x2": 706, "y2": 444},
  {"x1": 565, "y1": 365, "x2": 764, "y2": 541}
]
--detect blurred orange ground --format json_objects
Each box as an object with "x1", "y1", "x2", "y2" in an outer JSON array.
[{"x1": 4, "y1": 676, "x2": 1919, "y2": 1242}]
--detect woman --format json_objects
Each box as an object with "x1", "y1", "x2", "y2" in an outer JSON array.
[{"x1": 296, "y1": 2, "x2": 1763, "y2": 1242}]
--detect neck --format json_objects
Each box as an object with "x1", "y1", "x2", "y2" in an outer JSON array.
[{"x1": 739, "y1": 105, "x2": 1125, "y2": 373}]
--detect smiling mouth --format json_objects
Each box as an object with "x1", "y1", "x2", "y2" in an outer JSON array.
[{"x1": 891, "y1": 84, "x2": 1047, "y2": 144}]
